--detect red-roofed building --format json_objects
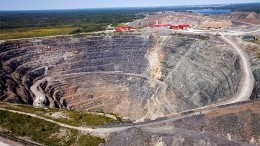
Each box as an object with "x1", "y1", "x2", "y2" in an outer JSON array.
[
  {"x1": 170, "y1": 24, "x2": 190, "y2": 30},
  {"x1": 152, "y1": 24, "x2": 170, "y2": 28},
  {"x1": 115, "y1": 26, "x2": 138, "y2": 32},
  {"x1": 170, "y1": 25, "x2": 180, "y2": 29},
  {"x1": 115, "y1": 27, "x2": 126, "y2": 32},
  {"x1": 179, "y1": 24, "x2": 190, "y2": 29}
]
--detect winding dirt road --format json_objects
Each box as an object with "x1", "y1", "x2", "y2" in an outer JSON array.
[
  {"x1": 220, "y1": 35, "x2": 255, "y2": 104},
  {"x1": 0, "y1": 106, "x2": 209, "y2": 138}
]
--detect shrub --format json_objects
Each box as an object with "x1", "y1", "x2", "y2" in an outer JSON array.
[
  {"x1": 70, "y1": 28, "x2": 83, "y2": 34},
  {"x1": 0, "y1": 110, "x2": 105, "y2": 146}
]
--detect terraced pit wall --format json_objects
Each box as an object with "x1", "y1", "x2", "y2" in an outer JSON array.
[{"x1": 0, "y1": 34, "x2": 242, "y2": 121}]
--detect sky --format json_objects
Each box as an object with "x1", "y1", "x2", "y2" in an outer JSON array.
[{"x1": 0, "y1": 0, "x2": 260, "y2": 10}]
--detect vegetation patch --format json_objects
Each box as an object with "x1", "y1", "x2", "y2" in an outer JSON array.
[
  {"x1": 0, "y1": 10, "x2": 143, "y2": 39},
  {"x1": 60, "y1": 110, "x2": 123, "y2": 126},
  {"x1": 0, "y1": 102, "x2": 123, "y2": 126},
  {"x1": 0, "y1": 110, "x2": 105, "y2": 146},
  {"x1": 171, "y1": 33, "x2": 210, "y2": 40},
  {"x1": 0, "y1": 27, "x2": 77, "y2": 40}
]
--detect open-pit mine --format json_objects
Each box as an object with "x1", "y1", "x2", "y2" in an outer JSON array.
[
  {"x1": 0, "y1": 34, "x2": 242, "y2": 121},
  {"x1": 0, "y1": 10, "x2": 259, "y2": 146}
]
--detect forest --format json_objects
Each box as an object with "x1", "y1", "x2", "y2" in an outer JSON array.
[{"x1": 0, "y1": 3, "x2": 259, "y2": 39}]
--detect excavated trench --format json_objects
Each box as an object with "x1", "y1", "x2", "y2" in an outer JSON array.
[{"x1": 0, "y1": 34, "x2": 242, "y2": 121}]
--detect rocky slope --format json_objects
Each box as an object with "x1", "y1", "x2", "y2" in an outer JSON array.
[
  {"x1": 211, "y1": 12, "x2": 260, "y2": 25},
  {"x1": 0, "y1": 34, "x2": 242, "y2": 121},
  {"x1": 0, "y1": 64, "x2": 7, "y2": 100},
  {"x1": 108, "y1": 127, "x2": 249, "y2": 146},
  {"x1": 108, "y1": 101, "x2": 260, "y2": 146},
  {"x1": 108, "y1": 127, "x2": 254, "y2": 146}
]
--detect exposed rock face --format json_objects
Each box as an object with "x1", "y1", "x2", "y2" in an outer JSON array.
[
  {"x1": 0, "y1": 34, "x2": 242, "y2": 121},
  {"x1": 0, "y1": 64, "x2": 7, "y2": 100},
  {"x1": 251, "y1": 51, "x2": 260, "y2": 99},
  {"x1": 251, "y1": 52, "x2": 260, "y2": 99},
  {"x1": 0, "y1": 43, "x2": 31, "y2": 104},
  {"x1": 252, "y1": 68, "x2": 260, "y2": 99},
  {"x1": 108, "y1": 101, "x2": 259, "y2": 146},
  {"x1": 162, "y1": 101, "x2": 260, "y2": 145},
  {"x1": 160, "y1": 36, "x2": 241, "y2": 112},
  {"x1": 108, "y1": 127, "x2": 251, "y2": 146}
]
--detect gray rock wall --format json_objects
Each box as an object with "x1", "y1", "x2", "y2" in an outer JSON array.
[
  {"x1": 108, "y1": 127, "x2": 250, "y2": 146},
  {"x1": 162, "y1": 36, "x2": 241, "y2": 111},
  {"x1": 0, "y1": 34, "x2": 242, "y2": 121}
]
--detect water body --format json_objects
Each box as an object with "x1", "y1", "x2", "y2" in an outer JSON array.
[{"x1": 190, "y1": 9, "x2": 231, "y2": 14}]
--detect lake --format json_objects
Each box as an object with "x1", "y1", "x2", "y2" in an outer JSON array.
[{"x1": 190, "y1": 9, "x2": 231, "y2": 14}]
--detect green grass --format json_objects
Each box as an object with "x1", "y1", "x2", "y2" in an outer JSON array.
[
  {"x1": 0, "y1": 27, "x2": 77, "y2": 40},
  {"x1": 61, "y1": 110, "x2": 122, "y2": 126},
  {"x1": 0, "y1": 102, "x2": 123, "y2": 126},
  {"x1": 0, "y1": 110, "x2": 105, "y2": 146}
]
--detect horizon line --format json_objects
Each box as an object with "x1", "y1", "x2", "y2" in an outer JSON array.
[{"x1": 0, "y1": 2, "x2": 259, "y2": 11}]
